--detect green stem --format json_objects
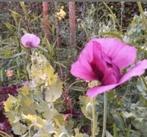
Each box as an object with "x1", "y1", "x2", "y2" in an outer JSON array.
[
  {"x1": 92, "y1": 97, "x2": 96, "y2": 137},
  {"x1": 137, "y1": 1, "x2": 147, "y2": 28},
  {"x1": 141, "y1": 76, "x2": 147, "y2": 88},
  {"x1": 103, "y1": 1, "x2": 122, "y2": 31},
  {"x1": 102, "y1": 93, "x2": 107, "y2": 137}
]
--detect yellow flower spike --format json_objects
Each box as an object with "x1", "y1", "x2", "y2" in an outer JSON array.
[
  {"x1": 55, "y1": 6, "x2": 66, "y2": 21},
  {"x1": 4, "y1": 95, "x2": 18, "y2": 112}
]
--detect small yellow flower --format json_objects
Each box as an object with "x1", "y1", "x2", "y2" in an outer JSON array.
[
  {"x1": 55, "y1": 6, "x2": 66, "y2": 21},
  {"x1": 88, "y1": 80, "x2": 101, "y2": 88}
]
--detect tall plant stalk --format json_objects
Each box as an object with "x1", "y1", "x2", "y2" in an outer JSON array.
[
  {"x1": 42, "y1": 1, "x2": 51, "y2": 42},
  {"x1": 91, "y1": 97, "x2": 97, "y2": 137},
  {"x1": 102, "y1": 93, "x2": 107, "y2": 137},
  {"x1": 68, "y1": 0, "x2": 77, "y2": 47}
]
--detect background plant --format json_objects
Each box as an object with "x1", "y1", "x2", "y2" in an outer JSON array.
[{"x1": 1, "y1": 1, "x2": 147, "y2": 137}]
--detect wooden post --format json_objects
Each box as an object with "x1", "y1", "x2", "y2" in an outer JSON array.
[
  {"x1": 54, "y1": 1, "x2": 61, "y2": 48},
  {"x1": 42, "y1": 1, "x2": 52, "y2": 42},
  {"x1": 56, "y1": 21, "x2": 61, "y2": 47},
  {"x1": 68, "y1": 1, "x2": 77, "y2": 47}
]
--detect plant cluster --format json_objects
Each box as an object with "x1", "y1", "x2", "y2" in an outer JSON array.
[{"x1": 1, "y1": 2, "x2": 147, "y2": 137}]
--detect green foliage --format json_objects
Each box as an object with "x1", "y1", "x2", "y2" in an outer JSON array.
[
  {"x1": 78, "y1": 3, "x2": 119, "y2": 41},
  {"x1": 4, "y1": 53, "x2": 65, "y2": 136},
  {"x1": 3, "y1": 52, "x2": 89, "y2": 137},
  {"x1": 78, "y1": 3, "x2": 147, "y2": 137},
  {"x1": 1, "y1": 2, "x2": 147, "y2": 137}
]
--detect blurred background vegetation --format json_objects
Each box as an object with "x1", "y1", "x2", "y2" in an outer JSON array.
[{"x1": 1, "y1": 1, "x2": 147, "y2": 137}]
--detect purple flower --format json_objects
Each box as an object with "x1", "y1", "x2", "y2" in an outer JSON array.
[
  {"x1": 70, "y1": 38, "x2": 147, "y2": 97},
  {"x1": 21, "y1": 33, "x2": 40, "y2": 48}
]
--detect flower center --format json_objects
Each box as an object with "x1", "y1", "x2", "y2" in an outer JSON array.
[
  {"x1": 88, "y1": 80, "x2": 101, "y2": 88},
  {"x1": 103, "y1": 59, "x2": 122, "y2": 85},
  {"x1": 26, "y1": 41, "x2": 34, "y2": 47}
]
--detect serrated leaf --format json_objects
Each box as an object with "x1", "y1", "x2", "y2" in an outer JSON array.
[
  {"x1": 20, "y1": 85, "x2": 30, "y2": 96},
  {"x1": 6, "y1": 111, "x2": 20, "y2": 124},
  {"x1": 113, "y1": 113, "x2": 125, "y2": 130},
  {"x1": 33, "y1": 121, "x2": 54, "y2": 137},
  {"x1": 106, "y1": 130, "x2": 113, "y2": 137},
  {"x1": 4, "y1": 95, "x2": 18, "y2": 112},
  {"x1": 12, "y1": 122, "x2": 27, "y2": 135},
  {"x1": 45, "y1": 79, "x2": 63, "y2": 102},
  {"x1": 74, "y1": 128, "x2": 89, "y2": 137},
  {"x1": 20, "y1": 96, "x2": 36, "y2": 114},
  {"x1": 79, "y1": 96, "x2": 92, "y2": 120},
  {"x1": 54, "y1": 114, "x2": 65, "y2": 127},
  {"x1": 22, "y1": 114, "x2": 46, "y2": 128}
]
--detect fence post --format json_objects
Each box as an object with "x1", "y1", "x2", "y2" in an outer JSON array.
[
  {"x1": 68, "y1": 1, "x2": 77, "y2": 47},
  {"x1": 42, "y1": 1, "x2": 52, "y2": 42}
]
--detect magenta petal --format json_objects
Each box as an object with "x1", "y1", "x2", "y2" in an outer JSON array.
[
  {"x1": 119, "y1": 59, "x2": 147, "y2": 84},
  {"x1": 93, "y1": 38, "x2": 137, "y2": 69},
  {"x1": 86, "y1": 84, "x2": 117, "y2": 97},
  {"x1": 113, "y1": 45, "x2": 137, "y2": 70},
  {"x1": 102, "y1": 67, "x2": 120, "y2": 84},
  {"x1": 87, "y1": 60, "x2": 147, "y2": 98},
  {"x1": 71, "y1": 40, "x2": 106, "y2": 81},
  {"x1": 70, "y1": 60, "x2": 96, "y2": 80}
]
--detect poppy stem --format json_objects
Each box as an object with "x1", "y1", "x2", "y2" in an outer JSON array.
[
  {"x1": 140, "y1": 76, "x2": 147, "y2": 93},
  {"x1": 102, "y1": 93, "x2": 107, "y2": 137},
  {"x1": 91, "y1": 97, "x2": 96, "y2": 137}
]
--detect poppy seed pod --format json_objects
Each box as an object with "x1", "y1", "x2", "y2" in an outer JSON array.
[{"x1": 21, "y1": 33, "x2": 40, "y2": 48}]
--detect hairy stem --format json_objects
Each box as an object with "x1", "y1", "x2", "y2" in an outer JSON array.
[
  {"x1": 91, "y1": 97, "x2": 96, "y2": 137},
  {"x1": 102, "y1": 93, "x2": 107, "y2": 137}
]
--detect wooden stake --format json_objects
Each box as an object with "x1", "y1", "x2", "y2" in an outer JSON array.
[
  {"x1": 42, "y1": 1, "x2": 52, "y2": 42},
  {"x1": 68, "y1": 1, "x2": 77, "y2": 47}
]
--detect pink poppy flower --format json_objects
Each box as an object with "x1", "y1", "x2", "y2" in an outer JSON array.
[
  {"x1": 70, "y1": 38, "x2": 147, "y2": 97},
  {"x1": 21, "y1": 33, "x2": 40, "y2": 48}
]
